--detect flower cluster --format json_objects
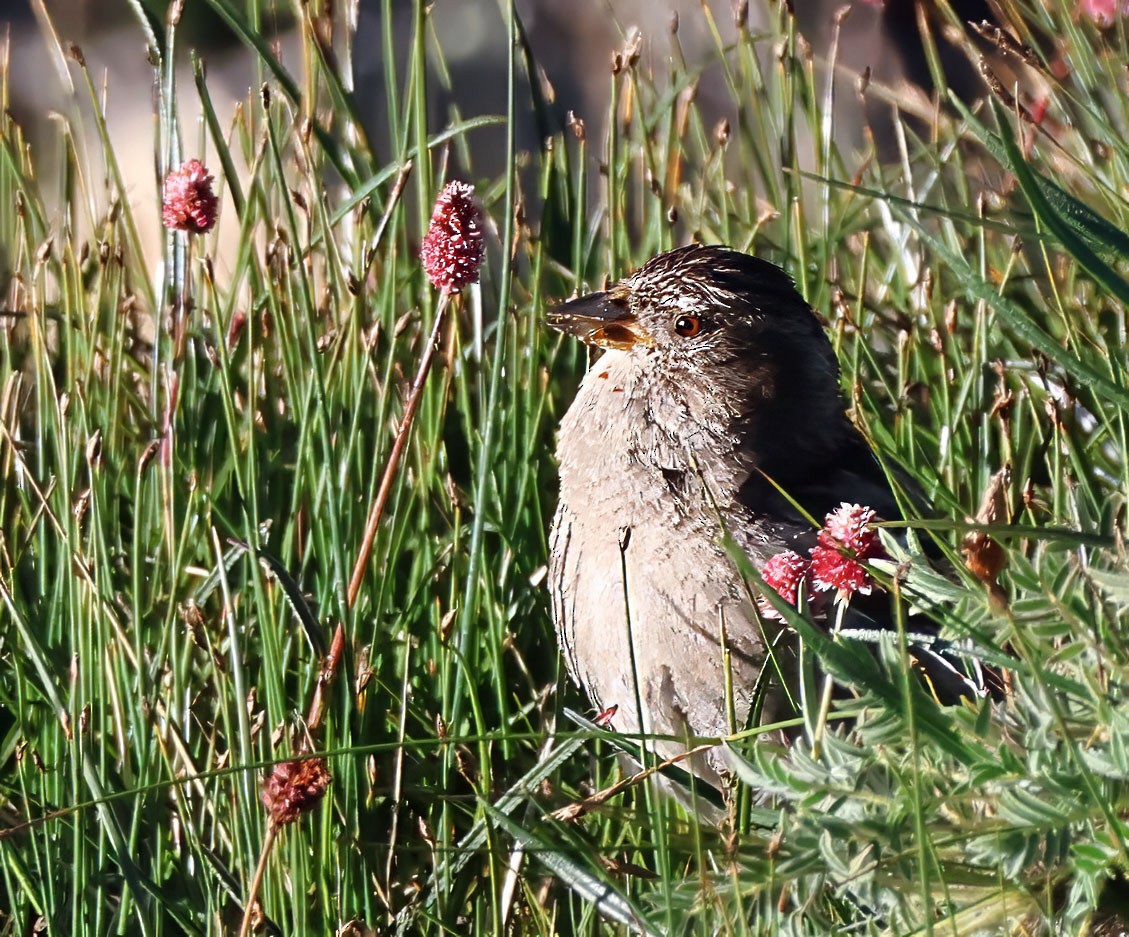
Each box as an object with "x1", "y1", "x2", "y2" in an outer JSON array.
[
  {"x1": 419, "y1": 180, "x2": 485, "y2": 294},
  {"x1": 758, "y1": 503, "x2": 888, "y2": 618},
  {"x1": 261, "y1": 757, "x2": 332, "y2": 827},
  {"x1": 811, "y1": 503, "x2": 884, "y2": 598},
  {"x1": 161, "y1": 159, "x2": 218, "y2": 234},
  {"x1": 757, "y1": 551, "x2": 813, "y2": 621}
]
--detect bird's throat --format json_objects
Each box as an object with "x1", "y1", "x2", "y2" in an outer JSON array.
[{"x1": 558, "y1": 351, "x2": 751, "y2": 516}]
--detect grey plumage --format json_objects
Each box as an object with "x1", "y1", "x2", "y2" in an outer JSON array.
[{"x1": 547, "y1": 244, "x2": 895, "y2": 787}]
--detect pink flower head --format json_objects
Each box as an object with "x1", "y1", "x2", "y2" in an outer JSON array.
[
  {"x1": 819, "y1": 503, "x2": 881, "y2": 556},
  {"x1": 261, "y1": 757, "x2": 331, "y2": 826},
  {"x1": 162, "y1": 159, "x2": 218, "y2": 234},
  {"x1": 758, "y1": 550, "x2": 813, "y2": 620},
  {"x1": 810, "y1": 545, "x2": 875, "y2": 598},
  {"x1": 419, "y1": 180, "x2": 485, "y2": 294},
  {"x1": 1081, "y1": 0, "x2": 1129, "y2": 26},
  {"x1": 810, "y1": 503, "x2": 887, "y2": 601}
]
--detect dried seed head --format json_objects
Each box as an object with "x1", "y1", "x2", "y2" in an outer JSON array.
[
  {"x1": 963, "y1": 465, "x2": 1011, "y2": 588},
  {"x1": 162, "y1": 159, "x2": 218, "y2": 234},
  {"x1": 733, "y1": 0, "x2": 749, "y2": 29},
  {"x1": 261, "y1": 757, "x2": 331, "y2": 826},
  {"x1": 419, "y1": 181, "x2": 485, "y2": 294},
  {"x1": 714, "y1": 118, "x2": 731, "y2": 147},
  {"x1": 567, "y1": 110, "x2": 586, "y2": 142}
]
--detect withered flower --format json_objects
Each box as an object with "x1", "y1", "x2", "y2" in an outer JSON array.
[{"x1": 261, "y1": 757, "x2": 331, "y2": 827}]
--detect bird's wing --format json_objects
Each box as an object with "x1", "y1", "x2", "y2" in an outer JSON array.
[
  {"x1": 737, "y1": 422, "x2": 901, "y2": 527},
  {"x1": 733, "y1": 426, "x2": 996, "y2": 704}
]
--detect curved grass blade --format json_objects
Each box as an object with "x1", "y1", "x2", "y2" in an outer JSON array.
[
  {"x1": 561, "y1": 708, "x2": 728, "y2": 814},
  {"x1": 952, "y1": 95, "x2": 1129, "y2": 265},
  {"x1": 990, "y1": 99, "x2": 1129, "y2": 308},
  {"x1": 482, "y1": 801, "x2": 663, "y2": 936},
  {"x1": 316, "y1": 116, "x2": 505, "y2": 248},
  {"x1": 895, "y1": 211, "x2": 1129, "y2": 410},
  {"x1": 798, "y1": 168, "x2": 1044, "y2": 243},
  {"x1": 200, "y1": 0, "x2": 357, "y2": 187},
  {"x1": 219, "y1": 540, "x2": 328, "y2": 658},
  {"x1": 192, "y1": 52, "x2": 244, "y2": 216},
  {"x1": 123, "y1": 0, "x2": 163, "y2": 56}
]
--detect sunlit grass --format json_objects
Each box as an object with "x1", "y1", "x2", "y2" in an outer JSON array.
[{"x1": 1, "y1": 0, "x2": 1129, "y2": 933}]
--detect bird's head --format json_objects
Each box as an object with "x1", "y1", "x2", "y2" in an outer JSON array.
[{"x1": 547, "y1": 244, "x2": 843, "y2": 431}]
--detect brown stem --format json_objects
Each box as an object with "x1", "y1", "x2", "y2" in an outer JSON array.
[
  {"x1": 304, "y1": 621, "x2": 345, "y2": 737},
  {"x1": 238, "y1": 821, "x2": 279, "y2": 937},
  {"x1": 366, "y1": 162, "x2": 413, "y2": 266},
  {"x1": 347, "y1": 291, "x2": 452, "y2": 608},
  {"x1": 550, "y1": 743, "x2": 718, "y2": 822}
]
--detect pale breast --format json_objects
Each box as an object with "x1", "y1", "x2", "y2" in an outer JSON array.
[{"x1": 549, "y1": 353, "x2": 795, "y2": 778}]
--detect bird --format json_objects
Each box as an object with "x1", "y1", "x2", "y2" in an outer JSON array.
[{"x1": 546, "y1": 244, "x2": 942, "y2": 791}]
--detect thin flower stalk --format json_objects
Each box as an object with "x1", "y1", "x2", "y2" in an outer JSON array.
[
  {"x1": 238, "y1": 757, "x2": 332, "y2": 937},
  {"x1": 346, "y1": 298, "x2": 451, "y2": 608},
  {"x1": 811, "y1": 600, "x2": 849, "y2": 760},
  {"x1": 347, "y1": 181, "x2": 484, "y2": 608}
]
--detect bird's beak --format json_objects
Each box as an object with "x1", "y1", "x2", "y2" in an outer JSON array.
[{"x1": 546, "y1": 288, "x2": 651, "y2": 350}]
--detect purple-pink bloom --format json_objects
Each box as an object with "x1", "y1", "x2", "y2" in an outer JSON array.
[
  {"x1": 810, "y1": 544, "x2": 876, "y2": 598},
  {"x1": 758, "y1": 550, "x2": 813, "y2": 620},
  {"x1": 1081, "y1": 0, "x2": 1129, "y2": 25},
  {"x1": 162, "y1": 159, "x2": 218, "y2": 234},
  {"x1": 419, "y1": 181, "x2": 485, "y2": 294},
  {"x1": 819, "y1": 503, "x2": 881, "y2": 556},
  {"x1": 810, "y1": 503, "x2": 887, "y2": 601}
]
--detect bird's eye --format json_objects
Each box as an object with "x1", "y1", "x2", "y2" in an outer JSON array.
[{"x1": 674, "y1": 314, "x2": 703, "y2": 337}]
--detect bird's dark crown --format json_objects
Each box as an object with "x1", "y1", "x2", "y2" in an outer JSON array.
[
  {"x1": 548, "y1": 244, "x2": 829, "y2": 362},
  {"x1": 626, "y1": 244, "x2": 804, "y2": 316},
  {"x1": 624, "y1": 245, "x2": 831, "y2": 355}
]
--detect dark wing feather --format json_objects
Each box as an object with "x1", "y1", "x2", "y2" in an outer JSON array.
[{"x1": 738, "y1": 422, "x2": 993, "y2": 704}]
